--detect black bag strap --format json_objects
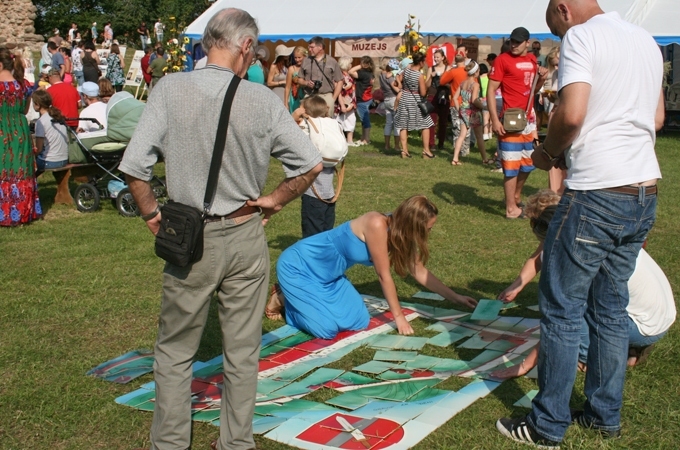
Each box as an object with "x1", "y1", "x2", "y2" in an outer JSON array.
[{"x1": 203, "y1": 75, "x2": 241, "y2": 216}]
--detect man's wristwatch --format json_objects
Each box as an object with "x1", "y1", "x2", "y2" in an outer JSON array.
[
  {"x1": 542, "y1": 146, "x2": 561, "y2": 164},
  {"x1": 141, "y1": 206, "x2": 160, "y2": 221}
]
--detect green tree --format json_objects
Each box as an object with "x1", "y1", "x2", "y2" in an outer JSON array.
[{"x1": 33, "y1": 0, "x2": 211, "y2": 47}]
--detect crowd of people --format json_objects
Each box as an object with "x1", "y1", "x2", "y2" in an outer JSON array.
[{"x1": 0, "y1": 1, "x2": 672, "y2": 450}]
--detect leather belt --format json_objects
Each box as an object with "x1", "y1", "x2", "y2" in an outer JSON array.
[
  {"x1": 602, "y1": 185, "x2": 657, "y2": 196},
  {"x1": 204, "y1": 205, "x2": 259, "y2": 223}
]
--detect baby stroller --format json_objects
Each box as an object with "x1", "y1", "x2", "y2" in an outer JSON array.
[{"x1": 66, "y1": 91, "x2": 167, "y2": 216}]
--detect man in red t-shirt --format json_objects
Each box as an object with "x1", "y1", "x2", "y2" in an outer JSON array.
[
  {"x1": 140, "y1": 47, "x2": 152, "y2": 89},
  {"x1": 46, "y1": 69, "x2": 81, "y2": 128},
  {"x1": 487, "y1": 27, "x2": 547, "y2": 219},
  {"x1": 440, "y1": 54, "x2": 470, "y2": 158}
]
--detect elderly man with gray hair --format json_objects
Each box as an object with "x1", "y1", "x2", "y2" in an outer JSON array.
[{"x1": 119, "y1": 8, "x2": 322, "y2": 450}]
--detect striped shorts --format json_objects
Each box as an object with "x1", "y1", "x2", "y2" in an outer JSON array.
[{"x1": 499, "y1": 132, "x2": 537, "y2": 177}]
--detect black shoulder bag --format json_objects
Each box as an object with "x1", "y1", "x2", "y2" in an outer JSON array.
[{"x1": 154, "y1": 76, "x2": 241, "y2": 267}]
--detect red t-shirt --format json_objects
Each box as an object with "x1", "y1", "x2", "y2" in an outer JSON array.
[
  {"x1": 488, "y1": 52, "x2": 537, "y2": 114},
  {"x1": 439, "y1": 66, "x2": 467, "y2": 107},
  {"x1": 47, "y1": 82, "x2": 81, "y2": 127},
  {"x1": 141, "y1": 53, "x2": 152, "y2": 84}
]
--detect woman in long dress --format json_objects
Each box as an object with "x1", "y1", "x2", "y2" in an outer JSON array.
[
  {"x1": 393, "y1": 52, "x2": 435, "y2": 159},
  {"x1": 266, "y1": 195, "x2": 477, "y2": 339},
  {"x1": 267, "y1": 45, "x2": 290, "y2": 105},
  {"x1": 0, "y1": 49, "x2": 42, "y2": 226}
]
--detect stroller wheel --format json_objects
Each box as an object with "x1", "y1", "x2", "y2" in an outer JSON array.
[
  {"x1": 116, "y1": 188, "x2": 140, "y2": 217},
  {"x1": 73, "y1": 183, "x2": 100, "y2": 213}
]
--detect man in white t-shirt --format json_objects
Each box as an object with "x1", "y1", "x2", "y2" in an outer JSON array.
[
  {"x1": 77, "y1": 82, "x2": 107, "y2": 133},
  {"x1": 154, "y1": 19, "x2": 164, "y2": 44},
  {"x1": 496, "y1": 0, "x2": 665, "y2": 447}
]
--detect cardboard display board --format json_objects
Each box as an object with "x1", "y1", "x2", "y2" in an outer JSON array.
[{"x1": 125, "y1": 50, "x2": 145, "y2": 87}]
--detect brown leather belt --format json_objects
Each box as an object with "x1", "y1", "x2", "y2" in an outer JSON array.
[
  {"x1": 204, "y1": 205, "x2": 259, "y2": 223},
  {"x1": 602, "y1": 185, "x2": 657, "y2": 196}
]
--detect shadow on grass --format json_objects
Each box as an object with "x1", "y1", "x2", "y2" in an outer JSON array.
[
  {"x1": 268, "y1": 234, "x2": 300, "y2": 252},
  {"x1": 432, "y1": 182, "x2": 502, "y2": 217}
]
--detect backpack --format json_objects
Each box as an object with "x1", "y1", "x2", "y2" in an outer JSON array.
[{"x1": 304, "y1": 117, "x2": 348, "y2": 168}]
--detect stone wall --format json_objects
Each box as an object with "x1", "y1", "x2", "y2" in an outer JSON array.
[{"x1": 0, "y1": 0, "x2": 44, "y2": 51}]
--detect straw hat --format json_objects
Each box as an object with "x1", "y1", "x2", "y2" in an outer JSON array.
[
  {"x1": 274, "y1": 44, "x2": 293, "y2": 62},
  {"x1": 254, "y1": 45, "x2": 269, "y2": 61}
]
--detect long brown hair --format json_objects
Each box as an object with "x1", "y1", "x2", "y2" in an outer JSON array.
[
  {"x1": 388, "y1": 195, "x2": 438, "y2": 277},
  {"x1": 32, "y1": 90, "x2": 65, "y2": 123},
  {"x1": 0, "y1": 48, "x2": 25, "y2": 86}
]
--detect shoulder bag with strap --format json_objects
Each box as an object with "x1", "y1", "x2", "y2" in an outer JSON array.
[
  {"x1": 154, "y1": 76, "x2": 241, "y2": 267},
  {"x1": 502, "y1": 62, "x2": 539, "y2": 133}
]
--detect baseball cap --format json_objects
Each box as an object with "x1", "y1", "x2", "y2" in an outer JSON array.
[
  {"x1": 78, "y1": 81, "x2": 100, "y2": 97},
  {"x1": 387, "y1": 58, "x2": 400, "y2": 70},
  {"x1": 509, "y1": 27, "x2": 530, "y2": 42},
  {"x1": 41, "y1": 66, "x2": 51, "y2": 75}
]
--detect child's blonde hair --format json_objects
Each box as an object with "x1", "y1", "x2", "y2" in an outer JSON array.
[
  {"x1": 525, "y1": 189, "x2": 561, "y2": 240},
  {"x1": 302, "y1": 95, "x2": 329, "y2": 118}
]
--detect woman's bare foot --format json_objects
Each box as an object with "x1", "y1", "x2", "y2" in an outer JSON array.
[{"x1": 265, "y1": 284, "x2": 284, "y2": 321}]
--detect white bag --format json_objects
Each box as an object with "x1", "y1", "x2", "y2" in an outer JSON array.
[{"x1": 304, "y1": 117, "x2": 348, "y2": 168}]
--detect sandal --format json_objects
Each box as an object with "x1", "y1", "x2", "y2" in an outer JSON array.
[
  {"x1": 422, "y1": 152, "x2": 436, "y2": 159},
  {"x1": 482, "y1": 158, "x2": 495, "y2": 165},
  {"x1": 265, "y1": 284, "x2": 284, "y2": 321},
  {"x1": 506, "y1": 208, "x2": 527, "y2": 219},
  {"x1": 400, "y1": 151, "x2": 412, "y2": 159},
  {"x1": 451, "y1": 160, "x2": 463, "y2": 166}
]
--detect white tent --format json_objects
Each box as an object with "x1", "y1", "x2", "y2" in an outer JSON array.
[{"x1": 184, "y1": 0, "x2": 680, "y2": 45}]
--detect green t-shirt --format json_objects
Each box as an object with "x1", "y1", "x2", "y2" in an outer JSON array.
[
  {"x1": 149, "y1": 57, "x2": 167, "y2": 78},
  {"x1": 480, "y1": 75, "x2": 489, "y2": 98}
]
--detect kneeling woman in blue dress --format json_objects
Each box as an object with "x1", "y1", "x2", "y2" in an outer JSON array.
[{"x1": 266, "y1": 195, "x2": 478, "y2": 339}]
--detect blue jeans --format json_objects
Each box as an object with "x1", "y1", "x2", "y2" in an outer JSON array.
[
  {"x1": 140, "y1": 36, "x2": 147, "y2": 51},
  {"x1": 36, "y1": 156, "x2": 68, "y2": 172},
  {"x1": 528, "y1": 187, "x2": 656, "y2": 441},
  {"x1": 356, "y1": 100, "x2": 372, "y2": 130},
  {"x1": 73, "y1": 70, "x2": 84, "y2": 86},
  {"x1": 579, "y1": 316, "x2": 667, "y2": 362}
]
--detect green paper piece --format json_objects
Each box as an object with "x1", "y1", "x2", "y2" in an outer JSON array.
[
  {"x1": 329, "y1": 371, "x2": 376, "y2": 387},
  {"x1": 272, "y1": 361, "x2": 319, "y2": 382},
  {"x1": 430, "y1": 358, "x2": 471, "y2": 372},
  {"x1": 369, "y1": 335, "x2": 429, "y2": 351},
  {"x1": 513, "y1": 389, "x2": 539, "y2": 408},
  {"x1": 136, "y1": 400, "x2": 155, "y2": 411},
  {"x1": 397, "y1": 354, "x2": 443, "y2": 370},
  {"x1": 501, "y1": 301, "x2": 519, "y2": 310},
  {"x1": 353, "y1": 360, "x2": 399, "y2": 374},
  {"x1": 447, "y1": 325, "x2": 478, "y2": 338},
  {"x1": 427, "y1": 331, "x2": 468, "y2": 347},
  {"x1": 470, "y1": 299, "x2": 503, "y2": 321},
  {"x1": 257, "y1": 379, "x2": 290, "y2": 396},
  {"x1": 121, "y1": 389, "x2": 156, "y2": 407},
  {"x1": 193, "y1": 363, "x2": 222, "y2": 379},
  {"x1": 260, "y1": 332, "x2": 315, "y2": 358},
  {"x1": 326, "y1": 391, "x2": 370, "y2": 410},
  {"x1": 255, "y1": 399, "x2": 337, "y2": 417},
  {"x1": 488, "y1": 316, "x2": 524, "y2": 331},
  {"x1": 406, "y1": 387, "x2": 451, "y2": 402},
  {"x1": 527, "y1": 304, "x2": 541, "y2": 312},
  {"x1": 373, "y1": 350, "x2": 418, "y2": 362},
  {"x1": 425, "y1": 321, "x2": 457, "y2": 333},
  {"x1": 485, "y1": 339, "x2": 518, "y2": 352},
  {"x1": 412, "y1": 291, "x2": 445, "y2": 301},
  {"x1": 466, "y1": 349, "x2": 506, "y2": 368},
  {"x1": 379, "y1": 370, "x2": 413, "y2": 380},
  {"x1": 457, "y1": 333, "x2": 489, "y2": 349},
  {"x1": 192, "y1": 408, "x2": 221, "y2": 422},
  {"x1": 400, "y1": 301, "x2": 469, "y2": 320},
  {"x1": 298, "y1": 368, "x2": 344, "y2": 387}
]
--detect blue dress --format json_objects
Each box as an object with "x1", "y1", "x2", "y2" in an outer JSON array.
[{"x1": 277, "y1": 221, "x2": 372, "y2": 339}]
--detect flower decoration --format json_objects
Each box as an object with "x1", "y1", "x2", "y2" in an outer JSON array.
[
  {"x1": 162, "y1": 16, "x2": 190, "y2": 74},
  {"x1": 400, "y1": 14, "x2": 427, "y2": 58}
]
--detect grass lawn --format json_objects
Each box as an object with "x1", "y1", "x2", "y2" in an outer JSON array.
[{"x1": 1, "y1": 117, "x2": 678, "y2": 449}]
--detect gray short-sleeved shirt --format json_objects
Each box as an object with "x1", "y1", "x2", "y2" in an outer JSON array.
[
  {"x1": 119, "y1": 65, "x2": 322, "y2": 216},
  {"x1": 300, "y1": 55, "x2": 343, "y2": 95},
  {"x1": 51, "y1": 52, "x2": 65, "y2": 70},
  {"x1": 35, "y1": 113, "x2": 68, "y2": 162}
]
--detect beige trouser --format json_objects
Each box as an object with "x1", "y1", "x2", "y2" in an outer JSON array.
[{"x1": 150, "y1": 214, "x2": 269, "y2": 450}]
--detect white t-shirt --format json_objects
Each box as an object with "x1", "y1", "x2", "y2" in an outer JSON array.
[
  {"x1": 154, "y1": 22, "x2": 164, "y2": 36},
  {"x1": 35, "y1": 112, "x2": 69, "y2": 162},
  {"x1": 559, "y1": 12, "x2": 662, "y2": 190},
  {"x1": 627, "y1": 248, "x2": 676, "y2": 337},
  {"x1": 79, "y1": 101, "x2": 108, "y2": 132}
]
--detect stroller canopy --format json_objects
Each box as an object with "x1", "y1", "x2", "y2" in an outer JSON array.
[{"x1": 106, "y1": 92, "x2": 145, "y2": 142}]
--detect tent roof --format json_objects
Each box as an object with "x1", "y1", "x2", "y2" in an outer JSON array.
[{"x1": 184, "y1": 0, "x2": 679, "y2": 45}]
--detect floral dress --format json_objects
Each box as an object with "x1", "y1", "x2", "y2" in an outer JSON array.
[
  {"x1": 106, "y1": 53, "x2": 125, "y2": 87},
  {"x1": 459, "y1": 82, "x2": 482, "y2": 128},
  {"x1": 0, "y1": 81, "x2": 42, "y2": 226}
]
